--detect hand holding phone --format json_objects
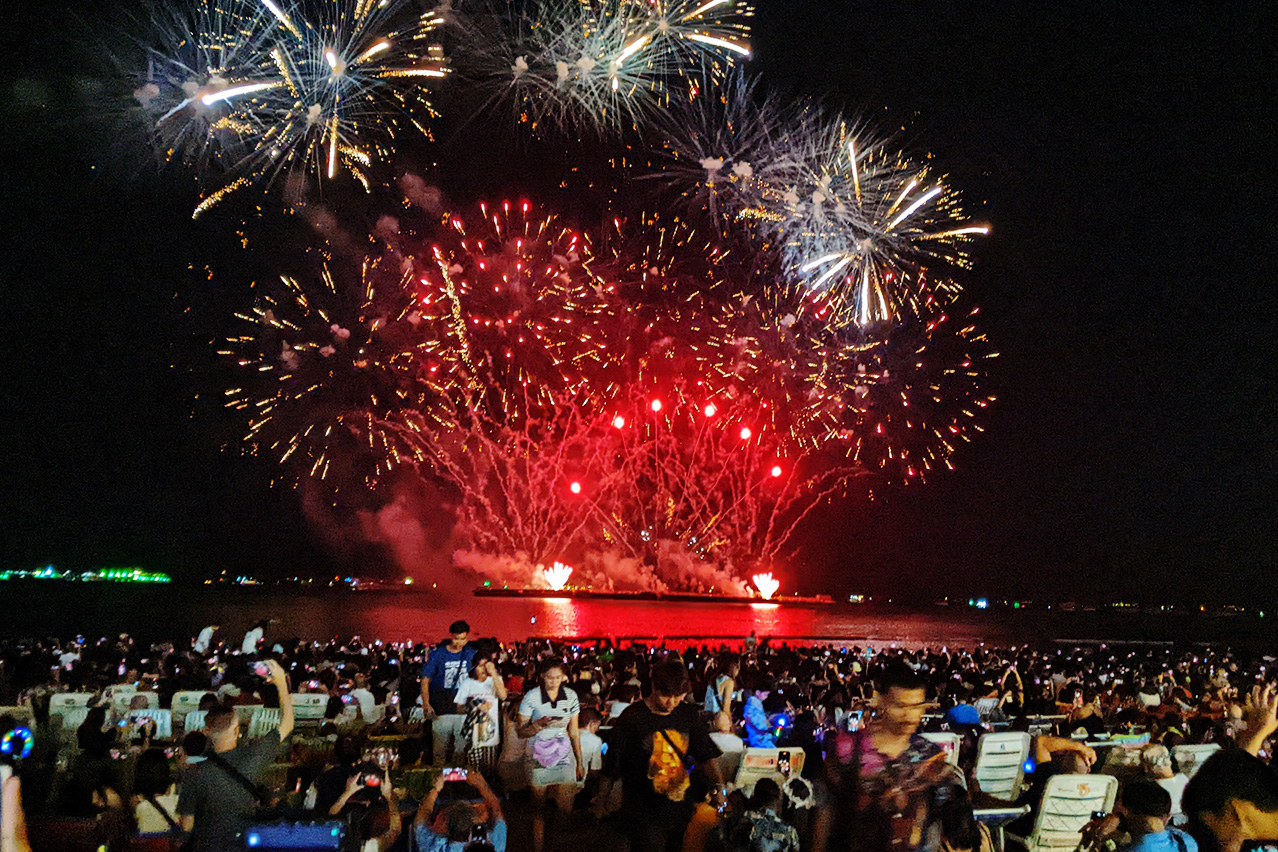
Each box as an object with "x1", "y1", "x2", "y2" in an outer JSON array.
[{"x1": 442, "y1": 767, "x2": 469, "y2": 782}]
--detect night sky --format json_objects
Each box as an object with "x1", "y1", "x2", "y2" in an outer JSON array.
[{"x1": 1, "y1": 1, "x2": 1275, "y2": 603}]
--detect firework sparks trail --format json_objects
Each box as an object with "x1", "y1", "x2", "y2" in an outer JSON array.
[
  {"x1": 137, "y1": 0, "x2": 448, "y2": 212},
  {"x1": 452, "y1": 0, "x2": 752, "y2": 135},
  {"x1": 408, "y1": 200, "x2": 613, "y2": 419},
  {"x1": 221, "y1": 250, "x2": 441, "y2": 492}
]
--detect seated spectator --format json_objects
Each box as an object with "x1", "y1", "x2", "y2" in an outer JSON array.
[
  {"x1": 1183, "y1": 749, "x2": 1278, "y2": 852},
  {"x1": 722, "y1": 777, "x2": 799, "y2": 852},
  {"x1": 1118, "y1": 780, "x2": 1197, "y2": 852},
  {"x1": 414, "y1": 768, "x2": 507, "y2": 852},
  {"x1": 710, "y1": 711, "x2": 746, "y2": 783},
  {"x1": 1141, "y1": 744, "x2": 1189, "y2": 823},
  {"x1": 681, "y1": 771, "x2": 721, "y2": 852},
  {"x1": 59, "y1": 705, "x2": 125, "y2": 817},
  {"x1": 131, "y1": 747, "x2": 181, "y2": 835},
  {"x1": 308, "y1": 734, "x2": 363, "y2": 815}
]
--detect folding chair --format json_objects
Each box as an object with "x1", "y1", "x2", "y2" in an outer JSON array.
[
  {"x1": 1172, "y1": 743, "x2": 1221, "y2": 779},
  {"x1": 292, "y1": 693, "x2": 328, "y2": 723},
  {"x1": 975, "y1": 732, "x2": 1032, "y2": 801},
  {"x1": 170, "y1": 691, "x2": 210, "y2": 722},
  {"x1": 128, "y1": 709, "x2": 173, "y2": 740},
  {"x1": 183, "y1": 710, "x2": 207, "y2": 732},
  {"x1": 921, "y1": 732, "x2": 962, "y2": 766},
  {"x1": 1006, "y1": 773, "x2": 1119, "y2": 852},
  {"x1": 248, "y1": 706, "x2": 283, "y2": 738}
]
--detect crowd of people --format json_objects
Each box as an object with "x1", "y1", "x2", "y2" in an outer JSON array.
[{"x1": 2, "y1": 618, "x2": 1278, "y2": 852}]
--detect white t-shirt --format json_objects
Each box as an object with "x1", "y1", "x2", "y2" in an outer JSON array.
[
  {"x1": 455, "y1": 677, "x2": 501, "y2": 748},
  {"x1": 1157, "y1": 773, "x2": 1189, "y2": 816},
  {"x1": 578, "y1": 729, "x2": 604, "y2": 774},
  {"x1": 194, "y1": 627, "x2": 215, "y2": 654},
  {"x1": 350, "y1": 687, "x2": 377, "y2": 720},
  {"x1": 241, "y1": 627, "x2": 263, "y2": 654},
  {"x1": 135, "y1": 788, "x2": 180, "y2": 834}
]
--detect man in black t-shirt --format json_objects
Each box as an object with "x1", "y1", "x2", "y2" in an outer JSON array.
[{"x1": 602, "y1": 659, "x2": 722, "y2": 852}]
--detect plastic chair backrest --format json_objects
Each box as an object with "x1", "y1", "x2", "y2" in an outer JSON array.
[
  {"x1": 49, "y1": 693, "x2": 94, "y2": 716},
  {"x1": 59, "y1": 706, "x2": 90, "y2": 731},
  {"x1": 975, "y1": 731, "x2": 1032, "y2": 800},
  {"x1": 248, "y1": 706, "x2": 283, "y2": 738},
  {"x1": 921, "y1": 732, "x2": 962, "y2": 766},
  {"x1": 171, "y1": 691, "x2": 210, "y2": 719},
  {"x1": 1027, "y1": 773, "x2": 1119, "y2": 852},
  {"x1": 408, "y1": 706, "x2": 425, "y2": 724},
  {"x1": 128, "y1": 709, "x2": 173, "y2": 739},
  {"x1": 292, "y1": 694, "x2": 328, "y2": 721},
  {"x1": 111, "y1": 691, "x2": 159, "y2": 715},
  {"x1": 184, "y1": 710, "x2": 207, "y2": 732},
  {"x1": 234, "y1": 704, "x2": 263, "y2": 725},
  {"x1": 1172, "y1": 743, "x2": 1221, "y2": 779}
]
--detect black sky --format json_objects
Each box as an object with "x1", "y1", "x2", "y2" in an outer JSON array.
[{"x1": 2, "y1": 1, "x2": 1276, "y2": 603}]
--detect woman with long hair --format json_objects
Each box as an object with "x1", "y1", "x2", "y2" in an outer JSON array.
[{"x1": 517, "y1": 660, "x2": 583, "y2": 852}]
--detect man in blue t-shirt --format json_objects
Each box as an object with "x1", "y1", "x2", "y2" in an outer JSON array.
[{"x1": 420, "y1": 620, "x2": 476, "y2": 765}]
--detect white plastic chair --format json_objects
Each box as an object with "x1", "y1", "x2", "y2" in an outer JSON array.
[
  {"x1": 111, "y1": 691, "x2": 159, "y2": 716},
  {"x1": 59, "y1": 706, "x2": 90, "y2": 731},
  {"x1": 1007, "y1": 773, "x2": 1118, "y2": 852},
  {"x1": 408, "y1": 706, "x2": 425, "y2": 724},
  {"x1": 49, "y1": 693, "x2": 93, "y2": 717},
  {"x1": 128, "y1": 709, "x2": 173, "y2": 739},
  {"x1": 921, "y1": 732, "x2": 962, "y2": 766},
  {"x1": 248, "y1": 707, "x2": 283, "y2": 738},
  {"x1": 234, "y1": 704, "x2": 263, "y2": 725},
  {"x1": 291, "y1": 694, "x2": 328, "y2": 723},
  {"x1": 975, "y1": 732, "x2": 1032, "y2": 801},
  {"x1": 183, "y1": 710, "x2": 207, "y2": 732},
  {"x1": 1172, "y1": 743, "x2": 1221, "y2": 778},
  {"x1": 170, "y1": 691, "x2": 210, "y2": 721}
]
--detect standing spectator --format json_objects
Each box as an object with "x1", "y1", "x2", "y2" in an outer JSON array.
[
  {"x1": 518, "y1": 660, "x2": 583, "y2": 852},
  {"x1": 240, "y1": 620, "x2": 268, "y2": 655},
  {"x1": 350, "y1": 672, "x2": 378, "y2": 721},
  {"x1": 177, "y1": 659, "x2": 294, "y2": 852},
  {"x1": 705, "y1": 654, "x2": 741, "y2": 717},
  {"x1": 421, "y1": 621, "x2": 477, "y2": 765},
  {"x1": 193, "y1": 624, "x2": 218, "y2": 656},
  {"x1": 815, "y1": 662, "x2": 965, "y2": 852},
  {"x1": 455, "y1": 653, "x2": 507, "y2": 776},
  {"x1": 577, "y1": 707, "x2": 605, "y2": 778},
  {"x1": 602, "y1": 660, "x2": 723, "y2": 852},
  {"x1": 709, "y1": 711, "x2": 745, "y2": 784},
  {"x1": 131, "y1": 748, "x2": 181, "y2": 835}
]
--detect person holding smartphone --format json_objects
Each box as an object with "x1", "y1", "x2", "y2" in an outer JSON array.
[
  {"x1": 518, "y1": 660, "x2": 583, "y2": 852},
  {"x1": 414, "y1": 766, "x2": 506, "y2": 852}
]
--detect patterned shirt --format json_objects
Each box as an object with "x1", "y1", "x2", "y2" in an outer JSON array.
[
  {"x1": 725, "y1": 808, "x2": 800, "y2": 852},
  {"x1": 824, "y1": 730, "x2": 966, "y2": 852}
]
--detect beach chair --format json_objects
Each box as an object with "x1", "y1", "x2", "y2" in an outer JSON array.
[
  {"x1": 59, "y1": 706, "x2": 90, "y2": 731},
  {"x1": 408, "y1": 706, "x2": 425, "y2": 724},
  {"x1": 170, "y1": 691, "x2": 210, "y2": 722},
  {"x1": 128, "y1": 709, "x2": 173, "y2": 739},
  {"x1": 921, "y1": 732, "x2": 962, "y2": 766},
  {"x1": 49, "y1": 692, "x2": 94, "y2": 718},
  {"x1": 1172, "y1": 743, "x2": 1221, "y2": 778},
  {"x1": 248, "y1": 706, "x2": 283, "y2": 738},
  {"x1": 111, "y1": 691, "x2": 158, "y2": 716},
  {"x1": 183, "y1": 710, "x2": 207, "y2": 732},
  {"x1": 1006, "y1": 773, "x2": 1118, "y2": 852},
  {"x1": 974, "y1": 732, "x2": 1032, "y2": 801},
  {"x1": 292, "y1": 693, "x2": 328, "y2": 723}
]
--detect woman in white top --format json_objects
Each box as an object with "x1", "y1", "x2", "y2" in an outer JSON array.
[
  {"x1": 131, "y1": 748, "x2": 181, "y2": 835},
  {"x1": 518, "y1": 661, "x2": 583, "y2": 852},
  {"x1": 454, "y1": 652, "x2": 508, "y2": 775}
]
